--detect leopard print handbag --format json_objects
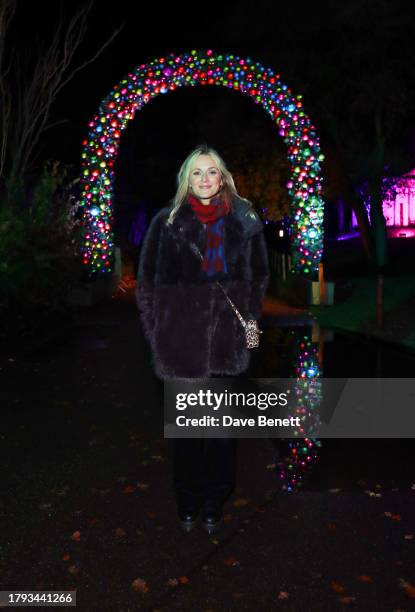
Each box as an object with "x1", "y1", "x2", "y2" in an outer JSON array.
[
  {"x1": 243, "y1": 318, "x2": 262, "y2": 349},
  {"x1": 215, "y1": 282, "x2": 263, "y2": 349}
]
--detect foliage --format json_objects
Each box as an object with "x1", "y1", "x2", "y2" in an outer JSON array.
[
  {"x1": 219, "y1": 1, "x2": 415, "y2": 267},
  {"x1": 305, "y1": 1, "x2": 415, "y2": 267},
  {"x1": 0, "y1": 162, "x2": 83, "y2": 342},
  {"x1": 229, "y1": 150, "x2": 291, "y2": 221},
  {"x1": 0, "y1": 1, "x2": 123, "y2": 347}
]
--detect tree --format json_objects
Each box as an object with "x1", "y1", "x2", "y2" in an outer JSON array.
[
  {"x1": 254, "y1": 0, "x2": 415, "y2": 324},
  {"x1": 229, "y1": 149, "x2": 291, "y2": 221},
  {"x1": 311, "y1": 1, "x2": 415, "y2": 325},
  {"x1": 0, "y1": 0, "x2": 123, "y2": 196},
  {"x1": 0, "y1": 1, "x2": 123, "y2": 342}
]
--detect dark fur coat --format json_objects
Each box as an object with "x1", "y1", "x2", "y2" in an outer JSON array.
[{"x1": 136, "y1": 194, "x2": 270, "y2": 379}]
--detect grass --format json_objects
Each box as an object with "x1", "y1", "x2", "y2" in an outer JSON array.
[{"x1": 308, "y1": 274, "x2": 415, "y2": 351}]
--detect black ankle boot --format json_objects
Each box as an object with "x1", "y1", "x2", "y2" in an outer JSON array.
[
  {"x1": 200, "y1": 504, "x2": 223, "y2": 534},
  {"x1": 177, "y1": 505, "x2": 201, "y2": 532}
]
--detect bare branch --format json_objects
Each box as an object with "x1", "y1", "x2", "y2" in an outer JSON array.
[
  {"x1": 55, "y1": 24, "x2": 123, "y2": 97},
  {"x1": 0, "y1": 0, "x2": 17, "y2": 179},
  {"x1": 1, "y1": 0, "x2": 123, "y2": 185},
  {"x1": 43, "y1": 119, "x2": 70, "y2": 132}
]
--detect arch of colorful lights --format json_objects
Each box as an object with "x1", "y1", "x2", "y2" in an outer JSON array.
[{"x1": 80, "y1": 49, "x2": 325, "y2": 277}]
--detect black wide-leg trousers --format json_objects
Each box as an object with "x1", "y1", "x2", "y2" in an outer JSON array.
[{"x1": 169, "y1": 438, "x2": 238, "y2": 512}]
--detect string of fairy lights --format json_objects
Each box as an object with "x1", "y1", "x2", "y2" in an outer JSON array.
[
  {"x1": 79, "y1": 49, "x2": 325, "y2": 277},
  {"x1": 275, "y1": 334, "x2": 322, "y2": 492}
]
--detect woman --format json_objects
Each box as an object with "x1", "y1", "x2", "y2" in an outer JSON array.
[{"x1": 136, "y1": 145, "x2": 270, "y2": 533}]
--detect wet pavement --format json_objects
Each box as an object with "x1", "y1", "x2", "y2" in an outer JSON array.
[{"x1": 1, "y1": 289, "x2": 415, "y2": 611}]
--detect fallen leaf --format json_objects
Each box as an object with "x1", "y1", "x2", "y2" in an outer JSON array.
[
  {"x1": 54, "y1": 486, "x2": 70, "y2": 496},
  {"x1": 179, "y1": 576, "x2": 189, "y2": 584},
  {"x1": 339, "y1": 596, "x2": 356, "y2": 604},
  {"x1": 399, "y1": 578, "x2": 415, "y2": 598},
  {"x1": 233, "y1": 497, "x2": 249, "y2": 508},
  {"x1": 356, "y1": 575, "x2": 373, "y2": 583},
  {"x1": 115, "y1": 527, "x2": 126, "y2": 537},
  {"x1": 330, "y1": 581, "x2": 346, "y2": 593},
  {"x1": 131, "y1": 578, "x2": 150, "y2": 593},
  {"x1": 62, "y1": 553, "x2": 70, "y2": 561},
  {"x1": 384, "y1": 511, "x2": 401, "y2": 520},
  {"x1": 224, "y1": 556, "x2": 240, "y2": 567},
  {"x1": 70, "y1": 531, "x2": 81, "y2": 542},
  {"x1": 277, "y1": 591, "x2": 289, "y2": 600},
  {"x1": 137, "y1": 482, "x2": 149, "y2": 489},
  {"x1": 123, "y1": 485, "x2": 136, "y2": 494},
  {"x1": 151, "y1": 454, "x2": 165, "y2": 461}
]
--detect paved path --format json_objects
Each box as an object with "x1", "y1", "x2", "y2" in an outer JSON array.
[{"x1": 1, "y1": 291, "x2": 414, "y2": 611}]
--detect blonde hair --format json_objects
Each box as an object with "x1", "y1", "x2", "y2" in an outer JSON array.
[{"x1": 166, "y1": 145, "x2": 247, "y2": 224}]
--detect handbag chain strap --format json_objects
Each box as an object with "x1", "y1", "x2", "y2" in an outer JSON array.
[
  {"x1": 214, "y1": 282, "x2": 247, "y2": 329},
  {"x1": 189, "y1": 241, "x2": 247, "y2": 329}
]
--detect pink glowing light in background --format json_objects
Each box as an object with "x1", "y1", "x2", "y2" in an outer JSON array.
[{"x1": 351, "y1": 169, "x2": 415, "y2": 235}]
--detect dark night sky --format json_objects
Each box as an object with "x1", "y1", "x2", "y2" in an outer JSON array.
[
  {"x1": 9, "y1": 0, "x2": 415, "y2": 238},
  {"x1": 12, "y1": 0, "x2": 337, "y2": 166}
]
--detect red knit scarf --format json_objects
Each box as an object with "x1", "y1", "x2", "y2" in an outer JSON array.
[
  {"x1": 187, "y1": 193, "x2": 230, "y2": 276},
  {"x1": 187, "y1": 193, "x2": 230, "y2": 223}
]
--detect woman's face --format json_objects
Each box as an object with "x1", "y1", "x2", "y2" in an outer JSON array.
[{"x1": 188, "y1": 155, "x2": 223, "y2": 203}]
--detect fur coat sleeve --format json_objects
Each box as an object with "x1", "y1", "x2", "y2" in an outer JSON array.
[
  {"x1": 135, "y1": 209, "x2": 166, "y2": 342},
  {"x1": 248, "y1": 230, "x2": 270, "y2": 319}
]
